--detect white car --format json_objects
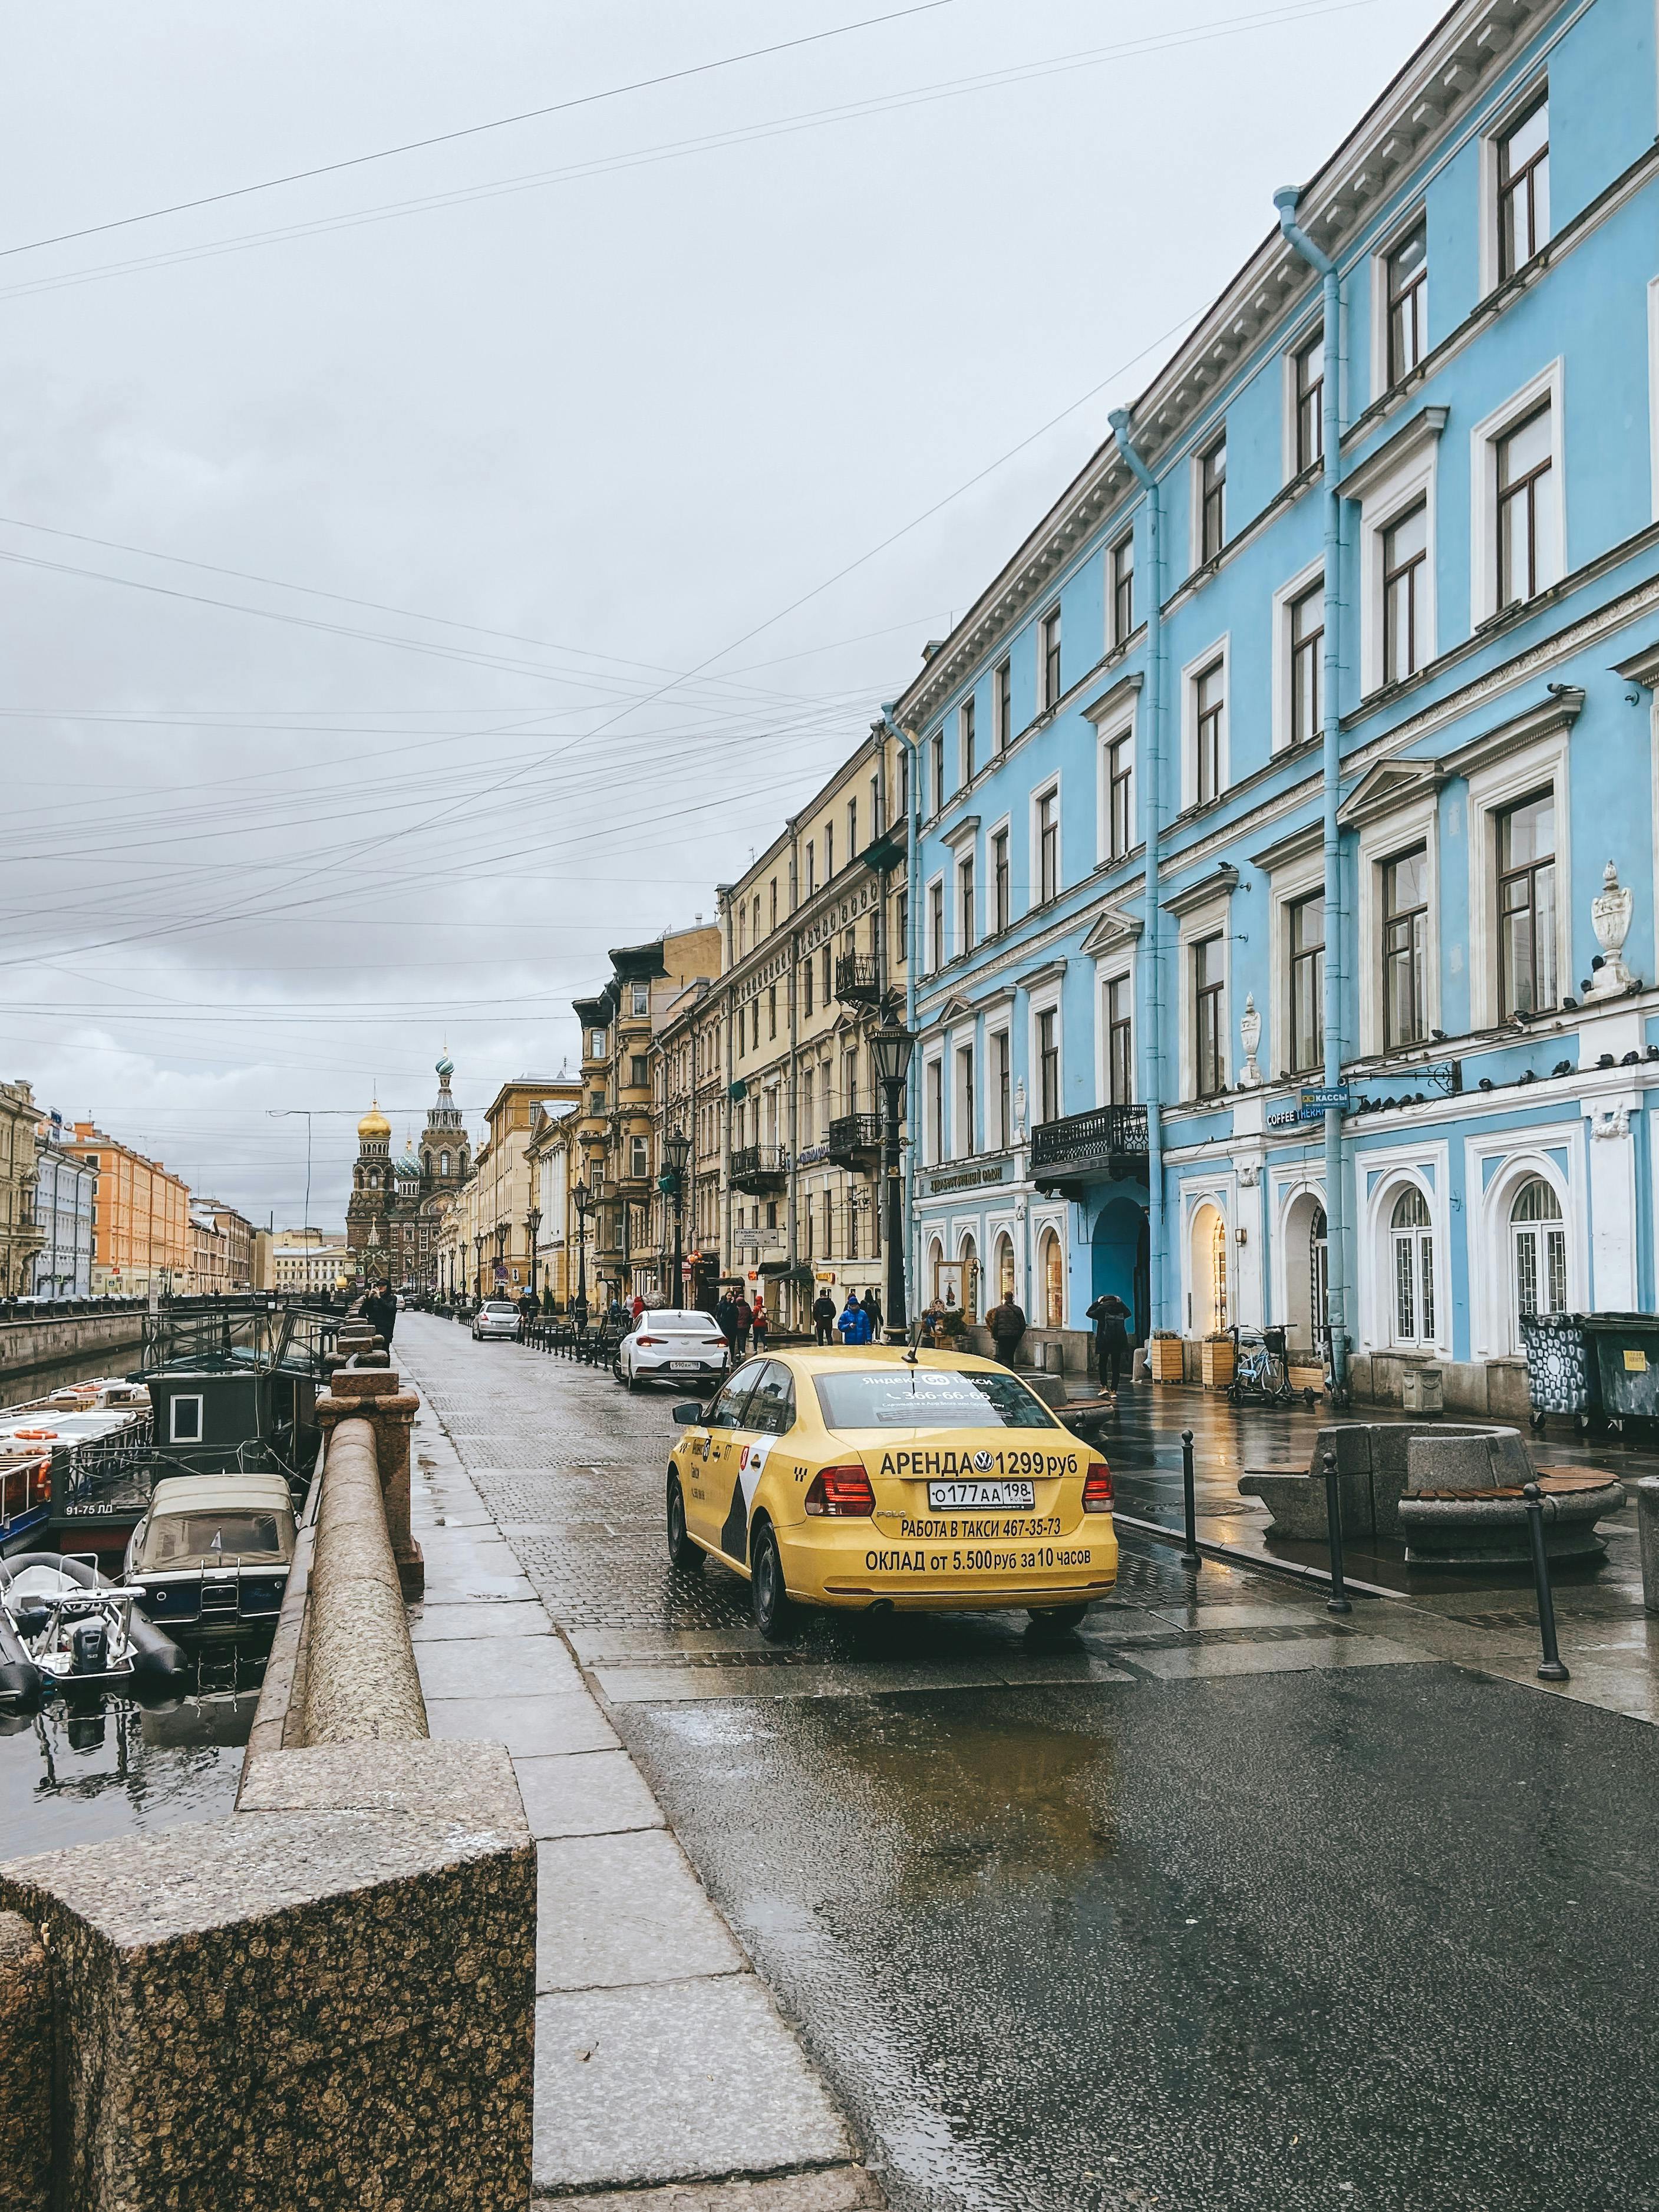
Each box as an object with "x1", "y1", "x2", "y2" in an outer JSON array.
[
  {"x1": 472, "y1": 1298, "x2": 522, "y2": 1341},
  {"x1": 615, "y1": 1308, "x2": 729, "y2": 1391}
]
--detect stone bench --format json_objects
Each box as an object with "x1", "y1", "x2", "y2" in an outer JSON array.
[{"x1": 1398, "y1": 1465, "x2": 1625, "y2": 1565}]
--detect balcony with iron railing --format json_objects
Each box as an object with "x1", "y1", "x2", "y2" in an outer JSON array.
[
  {"x1": 730, "y1": 1145, "x2": 789, "y2": 1195},
  {"x1": 826, "y1": 1113, "x2": 881, "y2": 1171},
  {"x1": 1030, "y1": 1104, "x2": 1149, "y2": 1192},
  {"x1": 833, "y1": 954, "x2": 882, "y2": 1007}
]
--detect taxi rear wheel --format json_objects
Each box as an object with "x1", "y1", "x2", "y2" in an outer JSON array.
[
  {"x1": 749, "y1": 1519, "x2": 796, "y2": 1641},
  {"x1": 665, "y1": 1472, "x2": 702, "y2": 1573},
  {"x1": 1026, "y1": 1604, "x2": 1089, "y2": 1638}
]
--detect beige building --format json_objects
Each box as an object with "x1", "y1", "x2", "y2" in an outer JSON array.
[
  {"x1": 67, "y1": 1122, "x2": 192, "y2": 1295},
  {"x1": 0, "y1": 1079, "x2": 45, "y2": 1296},
  {"x1": 273, "y1": 1241, "x2": 351, "y2": 1294},
  {"x1": 189, "y1": 1205, "x2": 230, "y2": 1294},
  {"x1": 464, "y1": 1077, "x2": 581, "y2": 1300}
]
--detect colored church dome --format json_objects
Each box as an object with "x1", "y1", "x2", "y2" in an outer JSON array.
[{"x1": 357, "y1": 1101, "x2": 391, "y2": 1140}]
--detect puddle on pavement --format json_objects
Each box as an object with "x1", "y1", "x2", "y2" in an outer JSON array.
[{"x1": 0, "y1": 1643, "x2": 267, "y2": 1861}]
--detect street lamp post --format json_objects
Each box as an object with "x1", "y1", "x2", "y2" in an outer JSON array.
[
  {"x1": 526, "y1": 1205, "x2": 542, "y2": 1301},
  {"x1": 662, "y1": 1128, "x2": 691, "y2": 1308},
  {"x1": 869, "y1": 1020, "x2": 917, "y2": 1343},
  {"x1": 473, "y1": 1234, "x2": 484, "y2": 1301},
  {"x1": 573, "y1": 1188, "x2": 595, "y2": 1320}
]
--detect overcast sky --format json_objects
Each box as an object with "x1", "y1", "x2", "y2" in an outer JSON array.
[{"x1": 1, "y1": 0, "x2": 1446, "y2": 1231}]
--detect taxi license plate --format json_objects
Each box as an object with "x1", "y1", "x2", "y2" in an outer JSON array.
[
  {"x1": 671, "y1": 1360, "x2": 704, "y2": 1370},
  {"x1": 926, "y1": 1478, "x2": 1035, "y2": 1510}
]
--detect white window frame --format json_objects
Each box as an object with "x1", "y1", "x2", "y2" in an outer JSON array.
[
  {"x1": 1650, "y1": 275, "x2": 1659, "y2": 525},
  {"x1": 1094, "y1": 954, "x2": 1137, "y2": 1108},
  {"x1": 1281, "y1": 318, "x2": 1325, "y2": 484},
  {"x1": 1479, "y1": 72, "x2": 1551, "y2": 300},
  {"x1": 956, "y1": 848, "x2": 977, "y2": 955},
  {"x1": 1369, "y1": 203, "x2": 1430, "y2": 403},
  {"x1": 1030, "y1": 777, "x2": 1062, "y2": 909},
  {"x1": 1267, "y1": 844, "x2": 1327, "y2": 1085},
  {"x1": 1180, "y1": 636, "x2": 1231, "y2": 811},
  {"x1": 1356, "y1": 1148, "x2": 1452, "y2": 1360},
  {"x1": 1175, "y1": 890, "x2": 1232, "y2": 1101},
  {"x1": 1469, "y1": 360, "x2": 1565, "y2": 625},
  {"x1": 170, "y1": 1393, "x2": 205, "y2": 1445},
  {"x1": 958, "y1": 695, "x2": 977, "y2": 788},
  {"x1": 1465, "y1": 725, "x2": 1571, "y2": 1034},
  {"x1": 922, "y1": 1050, "x2": 945, "y2": 1166},
  {"x1": 988, "y1": 813, "x2": 1013, "y2": 934},
  {"x1": 1355, "y1": 444, "x2": 1440, "y2": 698},
  {"x1": 925, "y1": 871, "x2": 946, "y2": 973},
  {"x1": 1464, "y1": 1126, "x2": 1586, "y2": 1361},
  {"x1": 1096, "y1": 709, "x2": 1137, "y2": 865},
  {"x1": 951, "y1": 1030, "x2": 977, "y2": 1160},
  {"x1": 988, "y1": 1024, "x2": 1014, "y2": 1150},
  {"x1": 1027, "y1": 981, "x2": 1064, "y2": 1129},
  {"x1": 1355, "y1": 794, "x2": 1441, "y2": 1057},
  {"x1": 1270, "y1": 558, "x2": 1325, "y2": 753},
  {"x1": 1190, "y1": 428, "x2": 1228, "y2": 571}
]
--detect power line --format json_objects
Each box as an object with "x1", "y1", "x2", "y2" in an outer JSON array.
[{"x1": 0, "y1": 2, "x2": 958, "y2": 261}]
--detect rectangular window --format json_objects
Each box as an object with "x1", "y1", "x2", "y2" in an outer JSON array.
[
  {"x1": 930, "y1": 730, "x2": 945, "y2": 816},
  {"x1": 1037, "y1": 790, "x2": 1059, "y2": 904},
  {"x1": 955, "y1": 1044, "x2": 975, "y2": 1159},
  {"x1": 1041, "y1": 608, "x2": 1062, "y2": 708},
  {"x1": 847, "y1": 798, "x2": 857, "y2": 858},
  {"x1": 821, "y1": 945, "x2": 831, "y2": 1004},
  {"x1": 960, "y1": 697, "x2": 976, "y2": 784},
  {"x1": 992, "y1": 828, "x2": 1010, "y2": 932},
  {"x1": 170, "y1": 1394, "x2": 204, "y2": 1445},
  {"x1": 767, "y1": 984, "x2": 777, "y2": 1040},
  {"x1": 1106, "y1": 977, "x2": 1133, "y2": 1105},
  {"x1": 1107, "y1": 734, "x2": 1133, "y2": 859},
  {"x1": 769, "y1": 878, "x2": 777, "y2": 929},
  {"x1": 587, "y1": 1027, "x2": 606, "y2": 1059},
  {"x1": 803, "y1": 955, "x2": 813, "y2": 1017},
  {"x1": 1294, "y1": 333, "x2": 1324, "y2": 473},
  {"x1": 929, "y1": 879, "x2": 945, "y2": 974},
  {"x1": 995, "y1": 1031, "x2": 1011, "y2": 1149},
  {"x1": 1195, "y1": 661, "x2": 1225, "y2": 804},
  {"x1": 806, "y1": 840, "x2": 816, "y2": 894},
  {"x1": 958, "y1": 853, "x2": 975, "y2": 955},
  {"x1": 1386, "y1": 220, "x2": 1428, "y2": 384},
  {"x1": 1496, "y1": 403, "x2": 1556, "y2": 608},
  {"x1": 1193, "y1": 936, "x2": 1225, "y2": 1098},
  {"x1": 1498, "y1": 94, "x2": 1549, "y2": 282},
  {"x1": 1382, "y1": 846, "x2": 1428, "y2": 1049},
  {"x1": 899, "y1": 747, "x2": 910, "y2": 817},
  {"x1": 631, "y1": 983, "x2": 649, "y2": 1016},
  {"x1": 1036, "y1": 1009, "x2": 1060, "y2": 1125},
  {"x1": 629, "y1": 1054, "x2": 649, "y2": 1088},
  {"x1": 1288, "y1": 582, "x2": 1324, "y2": 746},
  {"x1": 1497, "y1": 790, "x2": 1558, "y2": 1017},
  {"x1": 1110, "y1": 532, "x2": 1134, "y2": 646},
  {"x1": 1200, "y1": 434, "x2": 1227, "y2": 562},
  {"x1": 895, "y1": 889, "x2": 908, "y2": 958},
  {"x1": 926, "y1": 1059, "x2": 944, "y2": 1163},
  {"x1": 1288, "y1": 892, "x2": 1325, "y2": 1074},
  {"x1": 826, "y1": 823, "x2": 835, "y2": 878},
  {"x1": 994, "y1": 658, "x2": 1012, "y2": 751},
  {"x1": 1382, "y1": 502, "x2": 1429, "y2": 682},
  {"x1": 630, "y1": 1136, "x2": 648, "y2": 1179}
]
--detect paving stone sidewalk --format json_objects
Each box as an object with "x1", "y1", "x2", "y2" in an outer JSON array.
[{"x1": 403, "y1": 1366, "x2": 872, "y2": 2207}]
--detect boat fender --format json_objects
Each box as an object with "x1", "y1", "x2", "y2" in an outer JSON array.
[{"x1": 0, "y1": 1610, "x2": 43, "y2": 1707}]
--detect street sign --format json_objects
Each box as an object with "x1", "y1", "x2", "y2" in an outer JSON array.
[{"x1": 1298, "y1": 1084, "x2": 1351, "y2": 1119}]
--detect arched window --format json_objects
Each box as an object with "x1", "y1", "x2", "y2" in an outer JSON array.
[
  {"x1": 440, "y1": 1151, "x2": 450, "y2": 1178},
  {"x1": 1309, "y1": 1204, "x2": 1329, "y2": 1347},
  {"x1": 927, "y1": 1236, "x2": 945, "y2": 1301},
  {"x1": 1040, "y1": 1228, "x2": 1065, "y2": 1329},
  {"x1": 995, "y1": 1232, "x2": 1015, "y2": 1304},
  {"x1": 1390, "y1": 1186, "x2": 1435, "y2": 1346},
  {"x1": 1511, "y1": 1177, "x2": 1566, "y2": 1337},
  {"x1": 959, "y1": 1234, "x2": 980, "y2": 1322}
]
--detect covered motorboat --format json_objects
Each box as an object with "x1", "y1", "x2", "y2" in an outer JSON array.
[{"x1": 0, "y1": 1553, "x2": 184, "y2": 1703}]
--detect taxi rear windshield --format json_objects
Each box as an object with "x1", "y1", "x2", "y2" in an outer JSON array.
[{"x1": 813, "y1": 1369, "x2": 1057, "y2": 1430}]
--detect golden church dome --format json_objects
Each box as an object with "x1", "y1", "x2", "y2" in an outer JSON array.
[{"x1": 357, "y1": 1101, "x2": 391, "y2": 1141}]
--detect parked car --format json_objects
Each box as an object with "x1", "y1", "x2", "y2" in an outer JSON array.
[
  {"x1": 616, "y1": 1308, "x2": 730, "y2": 1392},
  {"x1": 472, "y1": 1299, "x2": 522, "y2": 1341}
]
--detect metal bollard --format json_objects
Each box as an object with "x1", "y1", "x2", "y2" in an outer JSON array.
[
  {"x1": 1522, "y1": 1482, "x2": 1570, "y2": 1682},
  {"x1": 1322, "y1": 1449, "x2": 1352, "y2": 1615},
  {"x1": 1179, "y1": 1429, "x2": 1201, "y2": 1571}
]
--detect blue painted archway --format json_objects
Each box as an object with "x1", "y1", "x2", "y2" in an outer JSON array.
[{"x1": 1091, "y1": 1198, "x2": 1150, "y2": 1343}]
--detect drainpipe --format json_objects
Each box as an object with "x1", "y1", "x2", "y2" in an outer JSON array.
[
  {"x1": 882, "y1": 706, "x2": 921, "y2": 1324},
  {"x1": 1107, "y1": 408, "x2": 1166, "y2": 1334},
  {"x1": 1275, "y1": 185, "x2": 1349, "y2": 1400}
]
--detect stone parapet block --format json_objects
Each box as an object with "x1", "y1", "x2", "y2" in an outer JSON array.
[
  {"x1": 0, "y1": 1741, "x2": 534, "y2": 2211},
  {"x1": 304, "y1": 1416, "x2": 428, "y2": 1745},
  {"x1": 1632, "y1": 1478, "x2": 1659, "y2": 1613},
  {"x1": 314, "y1": 1389, "x2": 423, "y2": 1596},
  {"x1": 0, "y1": 1910, "x2": 51, "y2": 2211}
]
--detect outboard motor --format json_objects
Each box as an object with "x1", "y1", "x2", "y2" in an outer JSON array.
[{"x1": 70, "y1": 1618, "x2": 109, "y2": 1676}]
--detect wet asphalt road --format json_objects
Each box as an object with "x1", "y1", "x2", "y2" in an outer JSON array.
[{"x1": 402, "y1": 1318, "x2": 1659, "y2": 2212}]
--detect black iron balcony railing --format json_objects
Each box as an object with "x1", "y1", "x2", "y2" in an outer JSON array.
[
  {"x1": 1030, "y1": 1104, "x2": 1149, "y2": 1190},
  {"x1": 826, "y1": 1112, "x2": 881, "y2": 1169},
  {"x1": 834, "y1": 954, "x2": 882, "y2": 1006},
  {"x1": 730, "y1": 1144, "x2": 789, "y2": 1194}
]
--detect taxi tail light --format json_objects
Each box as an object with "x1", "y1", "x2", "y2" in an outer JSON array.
[
  {"x1": 635, "y1": 1336, "x2": 664, "y2": 1347},
  {"x1": 804, "y1": 1464, "x2": 876, "y2": 1518},
  {"x1": 1081, "y1": 1461, "x2": 1114, "y2": 1512}
]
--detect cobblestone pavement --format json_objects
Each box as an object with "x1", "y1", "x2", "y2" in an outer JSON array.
[{"x1": 400, "y1": 1316, "x2": 1659, "y2": 2211}]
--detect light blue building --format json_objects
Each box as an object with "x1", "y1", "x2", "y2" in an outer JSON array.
[{"x1": 891, "y1": 0, "x2": 1659, "y2": 1416}]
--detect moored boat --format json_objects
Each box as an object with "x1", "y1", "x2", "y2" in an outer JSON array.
[
  {"x1": 123, "y1": 1473, "x2": 296, "y2": 1640},
  {"x1": 0, "y1": 1552, "x2": 184, "y2": 1703}
]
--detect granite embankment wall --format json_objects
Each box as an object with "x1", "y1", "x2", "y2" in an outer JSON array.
[
  {"x1": 0, "y1": 1336, "x2": 535, "y2": 2212},
  {"x1": 0, "y1": 1308, "x2": 146, "y2": 1386}
]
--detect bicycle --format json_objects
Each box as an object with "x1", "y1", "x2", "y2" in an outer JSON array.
[{"x1": 1227, "y1": 1324, "x2": 1295, "y2": 1406}]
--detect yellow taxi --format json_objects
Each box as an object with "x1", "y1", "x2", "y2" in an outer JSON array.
[{"x1": 665, "y1": 1344, "x2": 1116, "y2": 1639}]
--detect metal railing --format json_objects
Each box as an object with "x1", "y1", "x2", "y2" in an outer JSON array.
[
  {"x1": 827, "y1": 1113, "x2": 882, "y2": 1167},
  {"x1": 730, "y1": 1145, "x2": 789, "y2": 1189},
  {"x1": 834, "y1": 954, "x2": 882, "y2": 1005},
  {"x1": 1030, "y1": 1104, "x2": 1150, "y2": 1184}
]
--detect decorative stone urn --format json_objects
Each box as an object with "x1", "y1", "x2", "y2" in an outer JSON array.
[
  {"x1": 1238, "y1": 994, "x2": 1264, "y2": 1088},
  {"x1": 1587, "y1": 859, "x2": 1636, "y2": 998}
]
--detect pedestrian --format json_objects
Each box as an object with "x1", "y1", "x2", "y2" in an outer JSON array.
[
  {"x1": 812, "y1": 1287, "x2": 837, "y2": 1346},
  {"x1": 516, "y1": 1285, "x2": 539, "y2": 1340},
  {"x1": 919, "y1": 1295, "x2": 946, "y2": 1347},
  {"x1": 860, "y1": 1287, "x2": 883, "y2": 1338},
  {"x1": 364, "y1": 1278, "x2": 398, "y2": 1346},
  {"x1": 987, "y1": 1288, "x2": 1027, "y2": 1369},
  {"x1": 631, "y1": 1292, "x2": 646, "y2": 1324},
  {"x1": 1086, "y1": 1291, "x2": 1132, "y2": 1400},
  {"x1": 837, "y1": 1293, "x2": 871, "y2": 1346},
  {"x1": 750, "y1": 1293, "x2": 768, "y2": 1351},
  {"x1": 732, "y1": 1290, "x2": 754, "y2": 1360}
]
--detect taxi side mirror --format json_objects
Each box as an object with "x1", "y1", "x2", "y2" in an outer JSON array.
[{"x1": 672, "y1": 1403, "x2": 704, "y2": 1426}]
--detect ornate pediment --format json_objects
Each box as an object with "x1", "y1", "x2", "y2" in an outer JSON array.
[
  {"x1": 1078, "y1": 902, "x2": 1144, "y2": 956},
  {"x1": 1336, "y1": 755, "x2": 1445, "y2": 830}
]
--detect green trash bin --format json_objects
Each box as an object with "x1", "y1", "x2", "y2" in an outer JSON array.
[{"x1": 1581, "y1": 1314, "x2": 1659, "y2": 1427}]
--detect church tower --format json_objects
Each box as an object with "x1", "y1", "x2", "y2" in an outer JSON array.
[
  {"x1": 346, "y1": 1100, "x2": 393, "y2": 1278},
  {"x1": 421, "y1": 1053, "x2": 469, "y2": 1191}
]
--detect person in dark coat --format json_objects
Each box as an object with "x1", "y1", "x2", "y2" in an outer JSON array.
[
  {"x1": 1087, "y1": 1292, "x2": 1133, "y2": 1397},
  {"x1": 731, "y1": 1292, "x2": 754, "y2": 1360},
  {"x1": 860, "y1": 1288, "x2": 883, "y2": 1338},
  {"x1": 716, "y1": 1292, "x2": 740, "y2": 1360},
  {"x1": 364, "y1": 1280, "x2": 398, "y2": 1345},
  {"x1": 517, "y1": 1287, "x2": 539, "y2": 1339},
  {"x1": 987, "y1": 1291, "x2": 1026, "y2": 1369},
  {"x1": 812, "y1": 1290, "x2": 837, "y2": 1346}
]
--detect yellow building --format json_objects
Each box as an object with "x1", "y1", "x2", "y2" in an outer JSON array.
[
  {"x1": 468, "y1": 1077, "x2": 581, "y2": 1299},
  {"x1": 67, "y1": 1122, "x2": 192, "y2": 1294}
]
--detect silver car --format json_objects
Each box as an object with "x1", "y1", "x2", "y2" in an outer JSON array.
[
  {"x1": 471, "y1": 1298, "x2": 522, "y2": 1341},
  {"x1": 616, "y1": 1308, "x2": 729, "y2": 1390}
]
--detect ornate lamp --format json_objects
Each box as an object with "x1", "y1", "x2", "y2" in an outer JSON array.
[{"x1": 869, "y1": 1023, "x2": 917, "y2": 1340}]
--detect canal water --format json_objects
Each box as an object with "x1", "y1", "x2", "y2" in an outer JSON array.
[
  {"x1": 0, "y1": 1645, "x2": 264, "y2": 1861},
  {"x1": 0, "y1": 1340, "x2": 147, "y2": 1404}
]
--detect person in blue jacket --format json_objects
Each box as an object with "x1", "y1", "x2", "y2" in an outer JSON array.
[{"x1": 837, "y1": 1293, "x2": 872, "y2": 1345}]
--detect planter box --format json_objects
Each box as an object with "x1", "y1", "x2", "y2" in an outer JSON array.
[
  {"x1": 1150, "y1": 1337, "x2": 1185, "y2": 1383},
  {"x1": 1288, "y1": 1363, "x2": 1325, "y2": 1395},
  {"x1": 1200, "y1": 1340, "x2": 1236, "y2": 1389}
]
